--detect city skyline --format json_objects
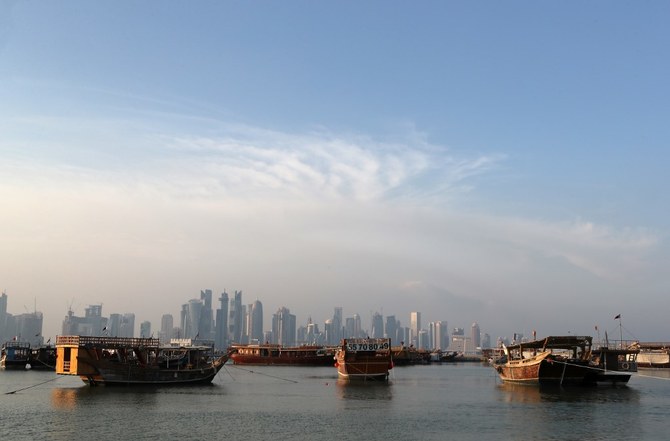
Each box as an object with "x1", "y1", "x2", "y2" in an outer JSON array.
[
  {"x1": 2, "y1": 3, "x2": 669, "y2": 343},
  {"x1": 0, "y1": 288, "x2": 631, "y2": 353}
]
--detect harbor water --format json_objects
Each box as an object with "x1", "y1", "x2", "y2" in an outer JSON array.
[{"x1": 2, "y1": 363, "x2": 670, "y2": 440}]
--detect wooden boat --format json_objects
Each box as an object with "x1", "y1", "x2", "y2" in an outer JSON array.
[
  {"x1": 493, "y1": 335, "x2": 636, "y2": 386},
  {"x1": 590, "y1": 344, "x2": 638, "y2": 384},
  {"x1": 636, "y1": 343, "x2": 670, "y2": 368},
  {"x1": 334, "y1": 338, "x2": 393, "y2": 381},
  {"x1": 30, "y1": 346, "x2": 57, "y2": 370},
  {"x1": 55, "y1": 336, "x2": 230, "y2": 386},
  {"x1": 230, "y1": 343, "x2": 336, "y2": 366},
  {"x1": 1, "y1": 341, "x2": 32, "y2": 369},
  {"x1": 392, "y1": 346, "x2": 430, "y2": 365}
]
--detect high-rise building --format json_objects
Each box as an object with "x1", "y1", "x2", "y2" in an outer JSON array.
[
  {"x1": 0, "y1": 291, "x2": 7, "y2": 343},
  {"x1": 215, "y1": 291, "x2": 229, "y2": 350},
  {"x1": 410, "y1": 311, "x2": 421, "y2": 346},
  {"x1": 247, "y1": 300, "x2": 263, "y2": 344},
  {"x1": 108, "y1": 313, "x2": 121, "y2": 337},
  {"x1": 228, "y1": 291, "x2": 243, "y2": 344},
  {"x1": 482, "y1": 333, "x2": 491, "y2": 349},
  {"x1": 371, "y1": 312, "x2": 384, "y2": 338},
  {"x1": 119, "y1": 313, "x2": 135, "y2": 338},
  {"x1": 331, "y1": 307, "x2": 343, "y2": 344},
  {"x1": 182, "y1": 299, "x2": 203, "y2": 339},
  {"x1": 272, "y1": 307, "x2": 296, "y2": 346},
  {"x1": 418, "y1": 329, "x2": 429, "y2": 349},
  {"x1": 199, "y1": 289, "x2": 214, "y2": 341},
  {"x1": 471, "y1": 322, "x2": 481, "y2": 350},
  {"x1": 140, "y1": 321, "x2": 151, "y2": 338},
  {"x1": 62, "y1": 305, "x2": 108, "y2": 337},
  {"x1": 429, "y1": 321, "x2": 448, "y2": 351},
  {"x1": 160, "y1": 314, "x2": 174, "y2": 341}
]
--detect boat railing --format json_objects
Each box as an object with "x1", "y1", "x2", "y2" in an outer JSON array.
[
  {"x1": 594, "y1": 339, "x2": 640, "y2": 351},
  {"x1": 56, "y1": 335, "x2": 160, "y2": 349}
]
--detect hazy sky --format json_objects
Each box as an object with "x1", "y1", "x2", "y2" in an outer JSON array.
[{"x1": 1, "y1": 2, "x2": 668, "y2": 342}]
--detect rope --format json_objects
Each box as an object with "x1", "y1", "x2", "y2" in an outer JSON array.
[
  {"x1": 228, "y1": 365, "x2": 299, "y2": 383},
  {"x1": 5, "y1": 376, "x2": 62, "y2": 395}
]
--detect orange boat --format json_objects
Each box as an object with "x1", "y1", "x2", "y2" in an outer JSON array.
[{"x1": 334, "y1": 338, "x2": 393, "y2": 381}]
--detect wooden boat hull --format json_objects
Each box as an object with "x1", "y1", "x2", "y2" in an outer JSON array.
[
  {"x1": 78, "y1": 355, "x2": 228, "y2": 386},
  {"x1": 335, "y1": 338, "x2": 393, "y2": 381},
  {"x1": 495, "y1": 337, "x2": 637, "y2": 386},
  {"x1": 56, "y1": 336, "x2": 230, "y2": 386},
  {"x1": 230, "y1": 345, "x2": 335, "y2": 366}
]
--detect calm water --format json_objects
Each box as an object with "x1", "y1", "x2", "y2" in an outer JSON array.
[{"x1": 2, "y1": 363, "x2": 670, "y2": 440}]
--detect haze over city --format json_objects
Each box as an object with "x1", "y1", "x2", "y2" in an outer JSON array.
[{"x1": 1, "y1": 2, "x2": 668, "y2": 342}]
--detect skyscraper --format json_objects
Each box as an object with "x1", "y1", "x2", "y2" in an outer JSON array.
[
  {"x1": 160, "y1": 314, "x2": 174, "y2": 341},
  {"x1": 471, "y1": 322, "x2": 481, "y2": 350},
  {"x1": 119, "y1": 313, "x2": 135, "y2": 338},
  {"x1": 140, "y1": 321, "x2": 151, "y2": 338},
  {"x1": 228, "y1": 290, "x2": 243, "y2": 344},
  {"x1": 272, "y1": 307, "x2": 296, "y2": 346},
  {"x1": 410, "y1": 311, "x2": 421, "y2": 346},
  {"x1": 332, "y1": 307, "x2": 343, "y2": 344},
  {"x1": 248, "y1": 300, "x2": 263, "y2": 344},
  {"x1": 215, "y1": 291, "x2": 229, "y2": 350},
  {"x1": 199, "y1": 289, "x2": 214, "y2": 341},
  {"x1": 371, "y1": 312, "x2": 384, "y2": 338},
  {"x1": 429, "y1": 321, "x2": 448, "y2": 351}
]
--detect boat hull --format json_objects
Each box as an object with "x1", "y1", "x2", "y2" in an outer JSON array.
[
  {"x1": 79, "y1": 356, "x2": 227, "y2": 386},
  {"x1": 637, "y1": 350, "x2": 670, "y2": 369},
  {"x1": 56, "y1": 336, "x2": 230, "y2": 386},
  {"x1": 230, "y1": 345, "x2": 335, "y2": 366},
  {"x1": 335, "y1": 338, "x2": 392, "y2": 381},
  {"x1": 494, "y1": 336, "x2": 636, "y2": 386}
]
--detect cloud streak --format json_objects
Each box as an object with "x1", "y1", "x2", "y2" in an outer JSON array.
[{"x1": 0, "y1": 115, "x2": 665, "y2": 340}]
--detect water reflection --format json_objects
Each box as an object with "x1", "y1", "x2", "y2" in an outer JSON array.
[
  {"x1": 498, "y1": 383, "x2": 641, "y2": 404},
  {"x1": 336, "y1": 379, "x2": 393, "y2": 401},
  {"x1": 51, "y1": 385, "x2": 165, "y2": 409}
]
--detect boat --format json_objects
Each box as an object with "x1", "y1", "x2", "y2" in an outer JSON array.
[
  {"x1": 636, "y1": 343, "x2": 670, "y2": 368},
  {"x1": 30, "y1": 346, "x2": 57, "y2": 370},
  {"x1": 55, "y1": 335, "x2": 231, "y2": 386},
  {"x1": 334, "y1": 338, "x2": 393, "y2": 381},
  {"x1": 392, "y1": 345, "x2": 429, "y2": 365},
  {"x1": 229, "y1": 343, "x2": 336, "y2": 365},
  {"x1": 493, "y1": 335, "x2": 636, "y2": 386},
  {"x1": 590, "y1": 343, "x2": 638, "y2": 384},
  {"x1": 1, "y1": 341, "x2": 32, "y2": 369}
]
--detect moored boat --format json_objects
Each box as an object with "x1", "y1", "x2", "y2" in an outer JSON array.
[
  {"x1": 636, "y1": 343, "x2": 670, "y2": 368},
  {"x1": 229, "y1": 343, "x2": 336, "y2": 366},
  {"x1": 493, "y1": 335, "x2": 635, "y2": 386},
  {"x1": 1, "y1": 341, "x2": 32, "y2": 369},
  {"x1": 334, "y1": 338, "x2": 393, "y2": 381},
  {"x1": 55, "y1": 335, "x2": 230, "y2": 386},
  {"x1": 30, "y1": 346, "x2": 57, "y2": 370}
]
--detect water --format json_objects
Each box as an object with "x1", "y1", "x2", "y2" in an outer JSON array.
[{"x1": 2, "y1": 364, "x2": 670, "y2": 440}]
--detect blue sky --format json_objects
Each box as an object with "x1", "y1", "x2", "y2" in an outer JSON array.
[{"x1": 1, "y1": 1, "x2": 668, "y2": 342}]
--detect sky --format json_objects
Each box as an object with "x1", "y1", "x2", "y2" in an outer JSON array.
[{"x1": 1, "y1": 1, "x2": 668, "y2": 343}]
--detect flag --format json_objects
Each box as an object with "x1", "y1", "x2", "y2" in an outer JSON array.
[{"x1": 614, "y1": 314, "x2": 621, "y2": 320}]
